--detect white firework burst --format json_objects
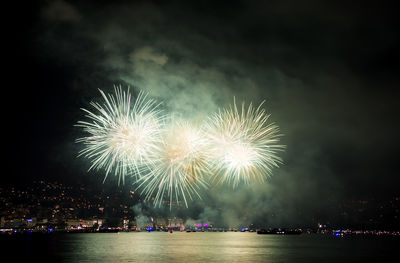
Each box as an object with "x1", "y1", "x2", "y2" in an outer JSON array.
[
  {"x1": 205, "y1": 99, "x2": 285, "y2": 187},
  {"x1": 76, "y1": 86, "x2": 164, "y2": 184},
  {"x1": 136, "y1": 120, "x2": 209, "y2": 207}
]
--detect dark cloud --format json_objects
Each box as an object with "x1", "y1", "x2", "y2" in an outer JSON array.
[
  {"x1": 4, "y1": 0, "x2": 399, "y2": 226},
  {"x1": 41, "y1": 0, "x2": 82, "y2": 22}
]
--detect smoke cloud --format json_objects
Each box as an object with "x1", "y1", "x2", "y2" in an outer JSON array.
[{"x1": 14, "y1": 0, "x2": 399, "y2": 227}]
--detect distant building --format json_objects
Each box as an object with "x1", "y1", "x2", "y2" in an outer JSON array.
[
  {"x1": 155, "y1": 217, "x2": 167, "y2": 228},
  {"x1": 66, "y1": 219, "x2": 80, "y2": 228},
  {"x1": 168, "y1": 217, "x2": 185, "y2": 230}
]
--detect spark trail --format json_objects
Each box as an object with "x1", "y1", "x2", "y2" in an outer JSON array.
[
  {"x1": 136, "y1": 121, "x2": 209, "y2": 208},
  {"x1": 76, "y1": 87, "x2": 285, "y2": 208},
  {"x1": 76, "y1": 86, "x2": 164, "y2": 184},
  {"x1": 205, "y1": 100, "x2": 285, "y2": 187}
]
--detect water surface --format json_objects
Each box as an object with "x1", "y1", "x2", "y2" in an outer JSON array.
[{"x1": 2, "y1": 232, "x2": 399, "y2": 262}]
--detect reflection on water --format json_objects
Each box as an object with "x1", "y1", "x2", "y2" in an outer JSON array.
[{"x1": 2, "y1": 232, "x2": 399, "y2": 262}]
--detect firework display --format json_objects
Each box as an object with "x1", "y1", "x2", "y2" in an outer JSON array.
[
  {"x1": 76, "y1": 87, "x2": 164, "y2": 184},
  {"x1": 76, "y1": 88, "x2": 284, "y2": 207},
  {"x1": 205, "y1": 100, "x2": 285, "y2": 187},
  {"x1": 136, "y1": 121, "x2": 209, "y2": 207}
]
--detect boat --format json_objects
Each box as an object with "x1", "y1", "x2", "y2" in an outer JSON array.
[
  {"x1": 98, "y1": 228, "x2": 120, "y2": 233},
  {"x1": 256, "y1": 229, "x2": 275, "y2": 234},
  {"x1": 284, "y1": 229, "x2": 302, "y2": 235},
  {"x1": 257, "y1": 228, "x2": 302, "y2": 235}
]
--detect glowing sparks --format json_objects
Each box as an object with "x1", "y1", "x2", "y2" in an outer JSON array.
[
  {"x1": 205, "y1": 100, "x2": 285, "y2": 187},
  {"x1": 136, "y1": 121, "x2": 209, "y2": 207},
  {"x1": 75, "y1": 86, "x2": 164, "y2": 184},
  {"x1": 76, "y1": 87, "x2": 285, "y2": 207}
]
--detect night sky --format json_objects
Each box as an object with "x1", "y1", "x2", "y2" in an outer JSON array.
[{"x1": 4, "y1": 0, "x2": 400, "y2": 224}]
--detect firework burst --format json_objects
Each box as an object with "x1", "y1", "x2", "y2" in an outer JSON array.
[
  {"x1": 76, "y1": 86, "x2": 164, "y2": 184},
  {"x1": 205, "y1": 100, "x2": 285, "y2": 187},
  {"x1": 136, "y1": 120, "x2": 209, "y2": 208},
  {"x1": 76, "y1": 87, "x2": 285, "y2": 208}
]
